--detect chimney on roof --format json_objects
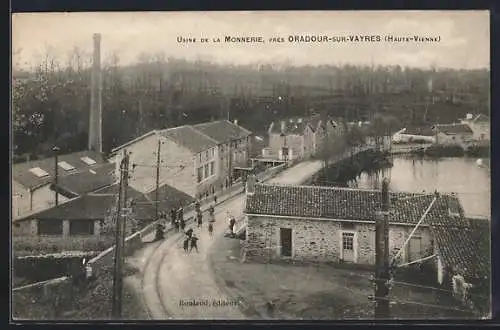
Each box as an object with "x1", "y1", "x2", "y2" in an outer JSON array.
[
  {"x1": 233, "y1": 119, "x2": 238, "y2": 126},
  {"x1": 88, "y1": 33, "x2": 103, "y2": 153},
  {"x1": 466, "y1": 113, "x2": 473, "y2": 120},
  {"x1": 246, "y1": 174, "x2": 256, "y2": 195},
  {"x1": 280, "y1": 120, "x2": 286, "y2": 133},
  {"x1": 297, "y1": 118, "x2": 303, "y2": 123}
]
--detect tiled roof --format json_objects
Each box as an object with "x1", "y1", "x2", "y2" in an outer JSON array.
[
  {"x1": 19, "y1": 184, "x2": 153, "y2": 221},
  {"x1": 431, "y1": 216, "x2": 490, "y2": 280},
  {"x1": 269, "y1": 117, "x2": 314, "y2": 135},
  {"x1": 145, "y1": 183, "x2": 195, "y2": 211},
  {"x1": 403, "y1": 127, "x2": 436, "y2": 137},
  {"x1": 12, "y1": 150, "x2": 106, "y2": 190},
  {"x1": 55, "y1": 162, "x2": 116, "y2": 195},
  {"x1": 192, "y1": 120, "x2": 252, "y2": 144},
  {"x1": 245, "y1": 183, "x2": 461, "y2": 225},
  {"x1": 160, "y1": 126, "x2": 218, "y2": 154},
  {"x1": 433, "y1": 123, "x2": 473, "y2": 135}
]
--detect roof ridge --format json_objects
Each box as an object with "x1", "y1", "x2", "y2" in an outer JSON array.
[
  {"x1": 186, "y1": 125, "x2": 220, "y2": 143},
  {"x1": 256, "y1": 182, "x2": 414, "y2": 194}
]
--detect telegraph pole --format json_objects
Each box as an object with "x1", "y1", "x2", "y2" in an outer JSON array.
[
  {"x1": 111, "y1": 149, "x2": 129, "y2": 319},
  {"x1": 155, "y1": 139, "x2": 161, "y2": 220},
  {"x1": 52, "y1": 146, "x2": 60, "y2": 206},
  {"x1": 373, "y1": 177, "x2": 390, "y2": 319}
]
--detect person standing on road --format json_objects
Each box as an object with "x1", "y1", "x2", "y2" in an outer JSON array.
[
  {"x1": 229, "y1": 216, "x2": 236, "y2": 236},
  {"x1": 208, "y1": 222, "x2": 214, "y2": 236},
  {"x1": 183, "y1": 237, "x2": 190, "y2": 253},
  {"x1": 170, "y1": 207, "x2": 177, "y2": 226},
  {"x1": 195, "y1": 199, "x2": 201, "y2": 213},
  {"x1": 180, "y1": 217, "x2": 186, "y2": 231},
  {"x1": 190, "y1": 234, "x2": 199, "y2": 253},
  {"x1": 213, "y1": 193, "x2": 217, "y2": 205},
  {"x1": 197, "y1": 211, "x2": 203, "y2": 228}
]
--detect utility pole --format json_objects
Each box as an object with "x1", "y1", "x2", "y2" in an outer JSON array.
[
  {"x1": 155, "y1": 139, "x2": 161, "y2": 221},
  {"x1": 111, "y1": 149, "x2": 129, "y2": 319},
  {"x1": 52, "y1": 146, "x2": 60, "y2": 206},
  {"x1": 373, "y1": 177, "x2": 390, "y2": 319}
]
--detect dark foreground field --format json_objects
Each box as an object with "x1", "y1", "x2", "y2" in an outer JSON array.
[{"x1": 209, "y1": 236, "x2": 476, "y2": 320}]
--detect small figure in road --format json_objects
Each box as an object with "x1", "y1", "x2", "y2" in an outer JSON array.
[
  {"x1": 185, "y1": 228, "x2": 193, "y2": 238},
  {"x1": 190, "y1": 234, "x2": 199, "y2": 253},
  {"x1": 195, "y1": 199, "x2": 201, "y2": 213},
  {"x1": 180, "y1": 218, "x2": 186, "y2": 231},
  {"x1": 208, "y1": 223, "x2": 214, "y2": 236},
  {"x1": 178, "y1": 205, "x2": 184, "y2": 222},
  {"x1": 170, "y1": 207, "x2": 177, "y2": 226},
  {"x1": 229, "y1": 216, "x2": 236, "y2": 236},
  {"x1": 208, "y1": 204, "x2": 214, "y2": 217},
  {"x1": 174, "y1": 219, "x2": 180, "y2": 232},
  {"x1": 155, "y1": 223, "x2": 165, "y2": 241},
  {"x1": 183, "y1": 237, "x2": 190, "y2": 253},
  {"x1": 197, "y1": 211, "x2": 203, "y2": 228},
  {"x1": 213, "y1": 194, "x2": 217, "y2": 205}
]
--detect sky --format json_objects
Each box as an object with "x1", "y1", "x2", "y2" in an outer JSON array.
[{"x1": 12, "y1": 11, "x2": 490, "y2": 70}]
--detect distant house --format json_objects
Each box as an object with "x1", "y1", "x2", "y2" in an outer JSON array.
[
  {"x1": 12, "y1": 151, "x2": 115, "y2": 221},
  {"x1": 461, "y1": 114, "x2": 490, "y2": 141},
  {"x1": 109, "y1": 120, "x2": 252, "y2": 200},
  {"x1": 432, "y1": 123, "x2": 474, "y2": 146},
  {"x1": 192, "y1": 120, "x2": 252, "y2": 185},
  {"x1": 244, "y1": 181, "x2": 463, "y2": 267},
  {"x1": 392, "y1": 127, "x2": 436, "y2": 144},
  {"x1": 267, "y1": 115, "x2": 343, "y2": 161}
]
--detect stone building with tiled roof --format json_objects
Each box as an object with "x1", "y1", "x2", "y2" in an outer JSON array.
[
  {"x1": 243, "y1": 181, "x2": 490, "y2": 312},
  {"x1": 192, "y1": 120, "x2": 253, "y2": 184},
  {"x1": 267, "y1": 115, "x2": 343, "y2": 161},
  {"x1": 12, "y1": 151, "x2": 116, "y2": 221},
  {"x1": 109, "y1": 120, "x2": 253, "y2": 199},
  {"x1": 432, "y1": 123, "x2": 474, "y2": 146},
  {"x1": 13, "y1": 182, "x2": 193, "y2": 238},
  {"x1": 243, "y1": 182, "x2": 457, "y2": 265}
]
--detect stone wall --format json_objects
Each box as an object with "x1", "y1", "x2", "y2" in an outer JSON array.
[{"x1": 245, "y1": 215, "x2": 433, "y2": 266}]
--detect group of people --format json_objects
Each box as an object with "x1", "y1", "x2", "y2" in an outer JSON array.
[
  {"x1": 170, "y1": 205, "x2": 186, "y2": 232},
  {"x1": 183, "y1": 228, "x2": 199, "y2": 253}
]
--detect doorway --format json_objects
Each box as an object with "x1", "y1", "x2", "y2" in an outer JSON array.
[
  {"x1": 341, "y1": 231, "x2": 356, "y2": 263},
  {"x1": 280, "y1": 228, "x2": 292, "y2": 257}
]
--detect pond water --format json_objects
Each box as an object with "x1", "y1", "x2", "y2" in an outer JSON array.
[{"x1": 348, "y1": 156, "x2": 491, "y2": 218}]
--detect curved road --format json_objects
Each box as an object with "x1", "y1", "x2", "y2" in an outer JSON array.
[{"x1": 134, "y1": 160, "x2": 322, "y2": 319}]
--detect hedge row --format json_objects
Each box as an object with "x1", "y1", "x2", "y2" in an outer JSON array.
[
  {"x1": 13, "y1": 235, "x2": 116, "y2": 257},
  {"x1": 14, "y1": 252, "x2": 100, "y2": 283}
]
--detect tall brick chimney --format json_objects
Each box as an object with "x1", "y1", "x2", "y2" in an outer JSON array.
[{"x1": 88, "y1": 33, "x2": 102, "y2": 153}]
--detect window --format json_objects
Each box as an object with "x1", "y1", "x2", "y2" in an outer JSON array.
[
  {"x1": 204, "y1": 164, "x2": 209, "y2": 178},
  {"x1": 81, "y1": 156, "x2": 97, "y2": 165},
  {"x1": 197, "y1": 167, "x2": 203, "y2": 183},
  {"x1": 209, "y1": 161, "x2": 214, "y2": 176},
  {"x1": 69, "y1": 220, "x2": 94, "y2": 236},
  {"x1": 342, "y1": 232, "x2": 354, "y2": 251},
  {"x1": 58, "y1": 161, "x2": 75, "y2": 171},
  {"x1": 37, "y1": 219, "x2": 63, "y2": 235},
  {"x1": 29, "y1": 167, "x2": 49, "y2": 178}
]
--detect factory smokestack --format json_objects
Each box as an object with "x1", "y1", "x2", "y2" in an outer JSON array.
[{"x1": 88, "y1": 33, "x2": 102, "y2": 153}]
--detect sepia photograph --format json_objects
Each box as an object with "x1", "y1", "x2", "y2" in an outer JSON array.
[{"x1": 11, "y1": 10, "x2": 491, "y2": 321}]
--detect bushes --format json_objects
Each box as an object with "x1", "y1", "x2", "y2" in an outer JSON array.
[
  {"x1": 13, "y1": 235, "x2": 116, "y2": 257},
  {"x1": 14, "y1": 252, "x2": 100, "y2": 284}
]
